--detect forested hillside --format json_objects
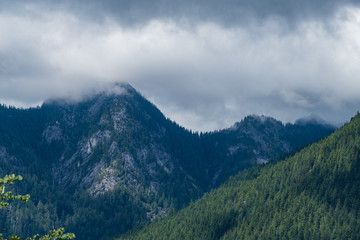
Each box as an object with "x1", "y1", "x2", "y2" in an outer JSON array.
[
  {"x1": 119, "y1": 113, "x2": 360, "y2": 240},
  {"x1": 0, "y1": 83, "x2": 335, "y2": 240}
]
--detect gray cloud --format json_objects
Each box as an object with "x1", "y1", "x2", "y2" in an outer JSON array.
[
  {"x1": 0, "y1": 1, "x2": 360, "y2": 131},
  {"x1": 2, "y1": 0, "x2": 360, "y2": 27},
  {"x1": 94, "y1": 0, "x2": 359, "y2": 28}
]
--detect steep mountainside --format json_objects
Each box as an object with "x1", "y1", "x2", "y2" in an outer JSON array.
[
  {"x1": 119, "y1": 113, "x2": 360, "y2": 240},
  {"x1": 0, "y1": 83, "x2": 335, "y2": 240}
]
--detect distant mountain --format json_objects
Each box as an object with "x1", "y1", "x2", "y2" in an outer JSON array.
[
  {"x1": 118, "y1": 113, "x2": 360, "y2": 240},
  {"x1": 201, "y1": 114, "x2": 335, "y2": 188},
  {"x1": 0, "y1": 83, "x2": 335, "y2": 240}
]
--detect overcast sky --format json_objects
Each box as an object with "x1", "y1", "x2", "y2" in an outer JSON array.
[{"x1": 1, "y1": 0, "x2": 360, "y2": 131}]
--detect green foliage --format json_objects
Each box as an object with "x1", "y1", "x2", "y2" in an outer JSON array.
[
  {"x1": 65, "y1": 188, "x2": 147, "y2": 240},
  {"x1": 0, "y1": 174, "x2": 30, "y2": 209},
  {"x1": 119, "y1": 114, "x2": 360, "y2": 240},
  {"x1": 0, "y1": 175, "x2": 75, "y2": 240},
  {"x1": 1, "y1": 228, "x2": 75, "y2": 240}
]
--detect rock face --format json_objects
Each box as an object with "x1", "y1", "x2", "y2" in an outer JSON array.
[
  {"x1": 0, "y1": 83, "x2": 336, "y2": 240},
  {"x1": 39, "y1": 84, "x2": 203, "y2": 212}
]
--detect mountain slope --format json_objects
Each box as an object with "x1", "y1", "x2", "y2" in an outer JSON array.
[
  {"x1": 0, "y1": 83, "x2": 335, "y2": 240},
  {"x1": 201, "y1": 115, "x2": 335, "y2": 188},
  {"x1": 119, "y1": 113, "x2": 360, "y2": 240},
  {"x1": 0, "y1": 84, "x2": 205, "y2": 239}
]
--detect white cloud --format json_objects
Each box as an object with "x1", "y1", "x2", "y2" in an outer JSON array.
[{"x1": 0, "y1": 5, "x2": 360, "y2": 131}]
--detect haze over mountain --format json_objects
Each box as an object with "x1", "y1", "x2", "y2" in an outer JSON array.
[{"x1": 0, "y1": 83, "x2": 335, "y2": 240}]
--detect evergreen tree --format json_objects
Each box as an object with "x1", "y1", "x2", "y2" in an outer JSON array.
[{"x1": 0, "y1": 174, "x2": 75, "y2": 240}]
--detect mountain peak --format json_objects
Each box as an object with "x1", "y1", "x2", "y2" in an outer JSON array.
[
  {"x1": 43, "y1": 82, "x2": 137, "y2": 107},
  {"x1": 230, "y1": 115, "x2": 283, "y2": 131}
]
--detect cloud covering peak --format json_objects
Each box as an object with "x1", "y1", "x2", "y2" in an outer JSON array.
[{"x1": 0, "y1": 0, "x2": 360, "y2": 131}]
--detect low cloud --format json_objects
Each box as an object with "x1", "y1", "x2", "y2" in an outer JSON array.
[{"x1": 0, "y1": 4, "x2": 360, "y2": 131}]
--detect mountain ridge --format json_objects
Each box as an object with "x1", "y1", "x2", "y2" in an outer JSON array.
[{"x1": 0, "y1": 83, "x2": 336, "y2": 240}]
